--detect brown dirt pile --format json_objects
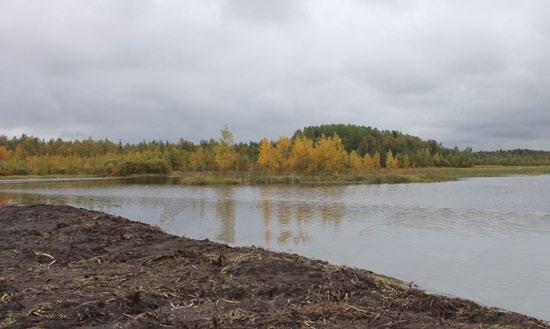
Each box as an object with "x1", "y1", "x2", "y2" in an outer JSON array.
[{"x1": 0, "y1": 205, "x2": 547, "y2": 328}]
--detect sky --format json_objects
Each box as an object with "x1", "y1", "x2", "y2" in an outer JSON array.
[{"x1": 1, "y1": 0, "x2": 549, "y2": 150}]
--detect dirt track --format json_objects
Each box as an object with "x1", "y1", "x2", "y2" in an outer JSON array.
[{"x1": 0, "y1": 205, "x2": 548, "y2": 328}]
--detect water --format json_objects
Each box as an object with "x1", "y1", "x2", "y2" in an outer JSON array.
[{"x1": 1, "y1": 175, "x2": 550, "y2": 320}]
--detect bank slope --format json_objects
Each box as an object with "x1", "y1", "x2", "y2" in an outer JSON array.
[{"x1": 0, "y1": 205, "x2": 547, "y2": 328}]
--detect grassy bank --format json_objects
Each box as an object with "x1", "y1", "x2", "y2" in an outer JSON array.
[
  {"x1": 172, "y1": 169, "x2": 451, "y2": 185},
  {"x1": 173, "y1": 165, "x2": 550, "y2": 185},
  {"x1": 2, "y1": 166, "x2": 549, "y2": 186},
  {"x1": 1, "y1": 205, "x2": 547, "y2": 328},
  {"x1": 439, "y1": 165, "x2": 550, "y2": 178},
  {"x1": 0, "y1": 174, "x2": 101, "y2": 181}
]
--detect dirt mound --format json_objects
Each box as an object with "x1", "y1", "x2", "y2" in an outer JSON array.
[{"x1": 0, "y1": 205, "x2": 547, "y2": 328}]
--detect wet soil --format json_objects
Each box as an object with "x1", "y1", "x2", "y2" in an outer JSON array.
[{"x1": 0, "y1": 205, "x2": 548, "y2": 328}]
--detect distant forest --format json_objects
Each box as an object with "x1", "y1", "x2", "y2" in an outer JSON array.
[{"x1": 0, "y1": 124, "x2": 549, "y2": 176}]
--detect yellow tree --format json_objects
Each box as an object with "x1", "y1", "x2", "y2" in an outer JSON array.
[
  {"x1": 273, "y1": 136, "x2": 291, "y2": 174},
  {"x1": 305, "y1": 139, "x2": 321, "y2": 175},
  {"x1": 317, "y1": 134, "x2": 347, "y2": 175},
  {"x1": 349, "y1": 151, "x2": 363, "y2": 174},
  {"x1": 363, "y1": 153, "x2": 375, "y2": 174},
  {"x1": 214, "y1": 126, "x2": 238, "y2": 172},
  {"x1": 257, "y1": 137, "x2": 275, "y2": 173},
  {"x1": 288, "y1": 135, "x2": 311, "y2": 173},
  {"x1": 386, "y1": 150, "x2": 399, "y2": 169},
  {"x1": 214, "y1": 144, "x2": 237, "y2": 171},
  {"x1": 189, "y1": 147, "x2": 207, "y2": 171}
]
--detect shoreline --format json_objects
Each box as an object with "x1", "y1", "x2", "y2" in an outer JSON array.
[
  {"x1": 0, "y1": 205, "x2": 548, "y2": 328},
  {"x1": 1, "y1": 165, "x2": 550, "y2": 186}
]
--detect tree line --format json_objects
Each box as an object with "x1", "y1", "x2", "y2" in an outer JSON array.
[
  {"x1": 471, "y1": 149, "x2": 550, "y2": 166},
  {"x1": 1, "y1": 125, "x2": 547, "y2": 176}
]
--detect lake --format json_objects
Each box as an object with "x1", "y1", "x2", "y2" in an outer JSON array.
[{"x1": 1, "y1": 175, "x2": 550, "y2": 320}]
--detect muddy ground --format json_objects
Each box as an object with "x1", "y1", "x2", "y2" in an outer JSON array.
[{"x1": 0, "y1": 205, "x2": 548, "y2": 328}]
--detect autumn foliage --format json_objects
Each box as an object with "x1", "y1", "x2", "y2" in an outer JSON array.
[
  {"x1": 257, "y1": 134, "x2": 379, "y2": 176},
  {"x1": 0, "y1": 124, "x2": 484, "y2": 177}
]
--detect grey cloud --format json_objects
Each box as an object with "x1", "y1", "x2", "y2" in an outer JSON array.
[{"x1": 0, "y1": 0, "x2": 549, "y2": 149}]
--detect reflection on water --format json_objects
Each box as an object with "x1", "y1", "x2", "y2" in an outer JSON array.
[
  {"x1": 216, "y1": 187, "x2": 236, "y2": 243},
  {"x1": 1, "y1": 175, "x2": 550, "y2": 320}
]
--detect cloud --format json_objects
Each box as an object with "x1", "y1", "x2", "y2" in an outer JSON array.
[{"x1": 0, "y1": 0, "x2": 549, "y2": 150}]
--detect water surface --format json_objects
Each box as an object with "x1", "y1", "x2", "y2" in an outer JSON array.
[{"x1": 1, "y1": 175, "x2": 550, "y2": 320}]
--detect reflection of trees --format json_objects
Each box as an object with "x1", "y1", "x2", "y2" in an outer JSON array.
[
  {"x1": 294, "y1": 229, "x2": 311, "y2": 244},
  {"x1": 278, "y1": 202, "x2": 291, "y2": 225},
  {"x1": 278, "y1": 229, "x2": 292, "y2": 244},
  {"x1": 277, "y1": 229, "x2": 312, "y2": 246},
  {"x1": 261, "y1": 199, "x2": 272, "y2": 244},
  {"x1": 321, "y1": 204, "x2": 344, "y2": 228},
  {"x1": 215, "y1": 187, "x2": 236, "y2": 243},
  {"x1": 259, "y1": 187, "x2": 322, "y2": 246},
  {"x1": 296, "y1": 204, "x2": 314, "y2": 224}
]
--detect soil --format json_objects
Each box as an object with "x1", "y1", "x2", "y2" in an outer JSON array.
[{"x1": 0, "y1": 205, "x2": 548, "y2": 328}]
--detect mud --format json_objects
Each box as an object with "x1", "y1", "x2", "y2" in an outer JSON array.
[{"x1": 0, "y1": 205, "x2": 547, "y2": 328}]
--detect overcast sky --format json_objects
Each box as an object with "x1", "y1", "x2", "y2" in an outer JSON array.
[{"x1": 1, "y1": 0, "x2": 549, "y2": 150}]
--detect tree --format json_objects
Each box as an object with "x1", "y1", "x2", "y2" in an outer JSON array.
[
  {"x1": 0, "y1": 146, "x2": 9, "y2": 161},
  {"x1": 213, "y1": 126, "x2": 238, "y2": 172},
  {"x1": 188, "y1": 147, "x2": 208, "y2": 171},
  {"x1": 305, "y1": 144, "x2": 321, "y2": 175},
  {"x1": 317, "y1": 134, "x2": 347, "y2": 175},
  {"x1": 220, "y1": 125, "x2": 234, "y2": 145},
  {"x1": 273, "y1": 136, "x2": 291, "y2": 173},
  {"x1": 214, "y1": 143, "x2": 238, "y2": 171},
  {"x1": 397, "y1": 153, "x2": 411, "y2": 168},
  {"x1": 432, "y1": 152, "x2": 441, "y2": 167},
  {"x1": 415, "y1": 148, "x2": 433, "y2": 167},
  {"x1": 363, "y1": 153, "x2": 376, "y2": 174},
  {"x1": 349, "y1": 151, "x2": 363, "y2": 174},
  {"x1": 372, "y1": 151, "x2": 382, "y2": 170},
  {"x1": 257, "y1": 137, "x2": 275, "y2": 173},
  {"x1": 288, "y1": 135, "x2": 311, "y2": 173},
  {"x1": 14, "y1": 144, "x2": 26, "y2": 159},
  {"x1": 386, "y1": 151, "x2": 399, "y2": 169}
]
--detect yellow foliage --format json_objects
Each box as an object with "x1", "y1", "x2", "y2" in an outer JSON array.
[
  {"x1": 189, "y1": 147, "x2": 208, "y2": 171},
  {"x1": 288, "y1": 136, "x2": 313, "y2": 173},
  {"x1": 274, "y1": 136, "x2": 291, "y2": 173},
  {"x1": 386, "y1": 151, "x2": 399, "y2": 169},
  {"x1": 349, "y1": 151, "x2": 363, "y2": 174},
  {"x1": 317, "y1": 135, "x2": 347, "y2": 175},
  {"x1": 214, "y1": 143, "x2": 238, "y2": 172},
  {"x1": 305, "y1": 141, "x2": 321, "y2": 175},
  {"x1": 363, "y1": 153, "x2": 375, "y2": 174},
  {"x1": 258, "y1": 137, "x2": 275, "y2": 173}
]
